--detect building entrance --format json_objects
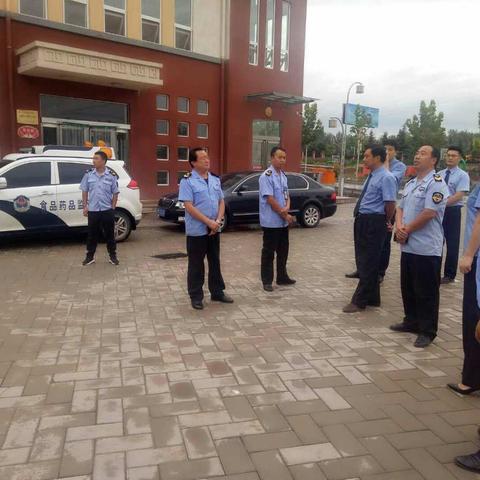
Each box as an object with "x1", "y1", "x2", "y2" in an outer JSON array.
[{"x1": 252, "y1": 120, "x2": 281, "y2": 169}]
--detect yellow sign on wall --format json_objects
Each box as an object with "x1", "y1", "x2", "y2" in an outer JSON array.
[{"x1": 16, "y1": 110, "x2": 39, "y2": 125}]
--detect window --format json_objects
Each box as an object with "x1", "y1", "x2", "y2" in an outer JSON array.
[
  {"x1": 197, "y1": 124, "x2": 208, "y2": 139},
  {"x1": 156, "y1": 94, "x2": 169, "y2": 111},
  {"x1": 177, "y1": 97, "x2": 189, "y2": 113},
  {"x1": 238, "y1": 174, "x2": 260, "y2": 192},
  {"x1": 177, "y1": 122, "x2": 189, "y2": 137},
  {"x1": 142, "y1": 0, "x2": 161, "y2": 43},
  {"x1": 156, "y1": 145, "x2": 169, "y2": 160},
  {"x1": 249, "y1": 0, "x2": 259, "y2": 65},
  {"x1": 58, "y1": 162, "x2": 90, "y2": 184},
  {"x1": 177, "y1": 147, "x2": 189, "y2": 161},
  {"x1": 281, "y1": 2, "x2": 291, "y2": 72},
  {"x1": 4, "y1": 162, "x2": 51, "y2": 189},
  {"x1": 177, "y1": 171, "x2": 188, "y2": 184},
  {"x1": 19, "y1": 0, "x2": 46, "y2": 18},
  {"x1": 104, "y1": 0, "x2": 126, "y2": 36},
  {"x1": 175, "y1": 0, "x2": 192, "y2": 51},
  {"x1": 265, "y1": 0, "x2": 275, "y2": 69},
  {"x1": 286, "y1": 174, "x2": 308, "y2": 190},
  {"x1": 156, "y1": 120, "x2": 169, "y2": 135},
  {"x1": 157, "y1": 171, "x2": 169, "y2": 185},
  {"x1": 197, "y1": 100, "x2": 209, "y2": 115},
  {"x1": 65, "y1": 0, "x2": 88, "y2": 27}
]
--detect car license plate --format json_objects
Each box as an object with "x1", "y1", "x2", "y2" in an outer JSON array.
[
  {"x1": 178, "y1": 216, "x2": 185, "y2": 222},
  {"x1": 158, "y1": 208, "x2": 166, "y2": 217}
]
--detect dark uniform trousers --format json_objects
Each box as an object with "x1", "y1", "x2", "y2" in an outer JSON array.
[
  {"x1": 462, "y1": 258, "x2": 480, "y2": 387},
  {"x1": 379, "y1": 214, "x2": 395, "y2": 277},
  {"x1": 351, "y1": 214, "x2": 387, "y2": 308},
  {"x1": 186, "y1": 234, "x2": 225, "y2": 301},
  {"x1": 401, "y1": 252, "x2": 441, "y2": 339},
  {"x1": 442, "y1": 206, "x2": 462, "y2": 280},
  {"x1": 261, "y1": 227, "x2": 289, "y2": 285},
  {"x1": 87, "y1": 209, "x2": 116, "y2": 256}
]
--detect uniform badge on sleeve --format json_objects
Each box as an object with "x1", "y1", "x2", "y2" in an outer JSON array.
[
  {"x1": 265, "y1": 170, "x2": 272, "y2": 176},
  {"x1": 432, "y1": 192, "x2": 444, "y2": 204},
  {"x1": 434, "y1": 174, "x2": 442, "y2": 182},
  {"x1": 184, "y1": 172, "x2": 192, "y2": 178}
]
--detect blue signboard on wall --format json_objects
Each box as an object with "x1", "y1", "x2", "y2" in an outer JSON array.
[{"x1": 343, "y1": 103, "x2": 379, "y2": 128}]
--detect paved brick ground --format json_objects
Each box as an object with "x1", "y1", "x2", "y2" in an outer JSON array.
[{"x1": 0, "y1": 204, "x2": 479, "y2": 480}]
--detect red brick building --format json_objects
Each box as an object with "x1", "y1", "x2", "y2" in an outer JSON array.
[{"x1": 0, "y1": 1, "x2": 309, "y2": 200}]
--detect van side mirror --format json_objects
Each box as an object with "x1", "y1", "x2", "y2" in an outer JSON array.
[{"x1": 0, "y1": 177, "x2": 7, "y2": 189}]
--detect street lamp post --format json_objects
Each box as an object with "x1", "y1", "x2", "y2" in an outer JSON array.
[
  {"x1": 328, "y1": 117, "x2": 345, "y2": 187},
  {"x1": 338, "y1": 82, "x2": 364, "y2": 197}
]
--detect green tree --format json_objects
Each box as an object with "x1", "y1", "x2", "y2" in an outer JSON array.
[
  {"x1": 302, "y1": 103, "x2": 325, "y2": 157},
  {"x1": 404, "y1": 100, "x2": 446, "y2": 152}
]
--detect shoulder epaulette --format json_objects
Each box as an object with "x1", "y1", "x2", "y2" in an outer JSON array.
[
  {"x1": 184, "y1": 172, "x2": 192, "y2": 179},
  {"x1": 434, "y1": 174, "x2": 442, "y2": 182},
  {"x1": 265, "y1": 170, "x2": 272, "y2": 177},
  {"x1": 210, "y1": 172, "x2": 219, "y2": 178}
]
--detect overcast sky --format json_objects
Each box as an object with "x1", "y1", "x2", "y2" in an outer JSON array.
[{"x1": 304, "y1": 0, "x2": 479, "y2": 135}]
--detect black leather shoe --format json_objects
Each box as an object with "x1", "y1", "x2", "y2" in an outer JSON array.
[
  {"x1": 211, "y1": 294, "x2": 234, "y2": 304},
  {"x1": 414, "y1": 334, "x2": 433, "y2": 348},
  {"x1": 191, "y1": 300, "x2": 204, "y2": 310},
  {"x1": 455, "y1": 451, "x2": 480, "y2": 473},
  {"x1": 447, "y1": 383, "x2": 480, "y2": 395},
  {"x1": 263, "y1": 284, "x2": 274, "y2": 292},
  {"x1": 277, "y1": 277, "x2": 296, "y2": 285},
  {"x1": 389, "y1": 322, "x2": 418, "y2": 334},
  {"x1": 345, "y1": 271, "x2": 359, "y2": 279},
  {"x1": 441, "y1": 276, "x2": 454, "y2": 285}
]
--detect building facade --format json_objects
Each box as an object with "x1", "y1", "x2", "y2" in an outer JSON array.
[{"x1": 0, "y1": 0, "x2": 308, "y2": 200}]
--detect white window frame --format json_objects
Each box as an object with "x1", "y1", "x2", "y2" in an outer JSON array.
[
  {"x1": 197, "y1": 99, "x2": 209, "y2": 116},
  {"x1": 264, "y1": 0, "x2": 275, "y2": 69},
  {"x1": 156, "y1": 94, "x2": 169, "y2": 111},
  {"x1": 157, "y1": 170, "x2": 170, "y2": 186},
  {"x1": 156, "y1": 120, "x2": 169, "y2": 136},
  {"x1": 18, "y1": 0, "x2": 47, "y2": 18},
  {"x1": 174, "y1": 0, "x2": 193, "y2": 51},
  {"x1": 177, "y1": 97, "x2": 189, "y2": 113},
  {"x1": 177, "y1": 122, "x2": 189, "y2": 137},
  {"x1": 141, "y1": 0, "x2": 161, "y2": 44},
  {"x1": 280, "y1": 1, "x2": 291, "y2": 72},
  {"x1": 177, "y1": 146, "x2": 189, "y2": 162},
  {"x1": 64, "y1": 0, "x2": 89, "y2": 28},
  {"x1": 156, "y1": 145, "x2": 169, "y2": 161},
  {"x1": 249, "y1": 0, "x2": 260, "y2": 66},
  {"x1": 104, "y1": 0, "x2": 127, "y2": 36},
  {"x1": 197, "y1": 124, "x2": 208, "y2": 139}
]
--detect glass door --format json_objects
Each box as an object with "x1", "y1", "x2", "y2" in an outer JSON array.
[{"x1": 252, "y1": 120, "x2": 281, "y2": 169}]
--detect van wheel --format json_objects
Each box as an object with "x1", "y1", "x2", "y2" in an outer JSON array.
[
  {"x1": 300, "y1": 204, "x2": 321, "y2": 228},
  {"x1": 114, "y1": 210, "x2": 132, "y2": 242}
]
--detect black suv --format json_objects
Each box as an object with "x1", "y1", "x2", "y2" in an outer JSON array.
[{"x1": 157, "y1": 170, "x2": 337, "y2": 230}]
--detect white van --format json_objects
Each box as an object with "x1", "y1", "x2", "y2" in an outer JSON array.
[{"x1": 0, "y1": 146, "x2": 142, "y2": 241}]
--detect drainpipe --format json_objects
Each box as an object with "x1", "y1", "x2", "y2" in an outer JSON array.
[
  {"x1": 219, "y1": 0, "x2": 229, "y2": 175},
  {"x1": 6, "y1": 14, "x2": 16, "y2": 151}
]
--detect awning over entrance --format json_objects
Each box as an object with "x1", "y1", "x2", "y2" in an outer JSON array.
[
  {"x1": 246, "y1": 92, "x2": 316, "y2": 105},
  {"x1": 16, "y1": 41, "x2": 163, "y2": 90}
]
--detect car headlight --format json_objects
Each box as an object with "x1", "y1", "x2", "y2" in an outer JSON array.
[{"x1": 175, "y1": 201, "x2": 185, "y2": 209}]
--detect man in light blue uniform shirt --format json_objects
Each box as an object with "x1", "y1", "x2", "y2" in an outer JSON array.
[
  {"x1": 178, "y1": 148, "x2": 233, "y2": 310},
  {"x1": 390, "y1": 145, "x2": 449, "y2": 348},
  {"x1": 378, "y1": 140, "x2": 407, "y2": 281},
  {"x1": 438, "y1": 146, "x2": 470, "y2": 284},
  {"x1": 454, "y1": 184, "x2": 480, "y2": 472},
  {"x1": 259, "y1": 146, "x2": 295, "y2": 292},
  {"x1": 80, "y1": 150, "x2": 119, "y2": 266},
  {"x1": 343, "y1": 145, "x2": 397, "y2": 313}
]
